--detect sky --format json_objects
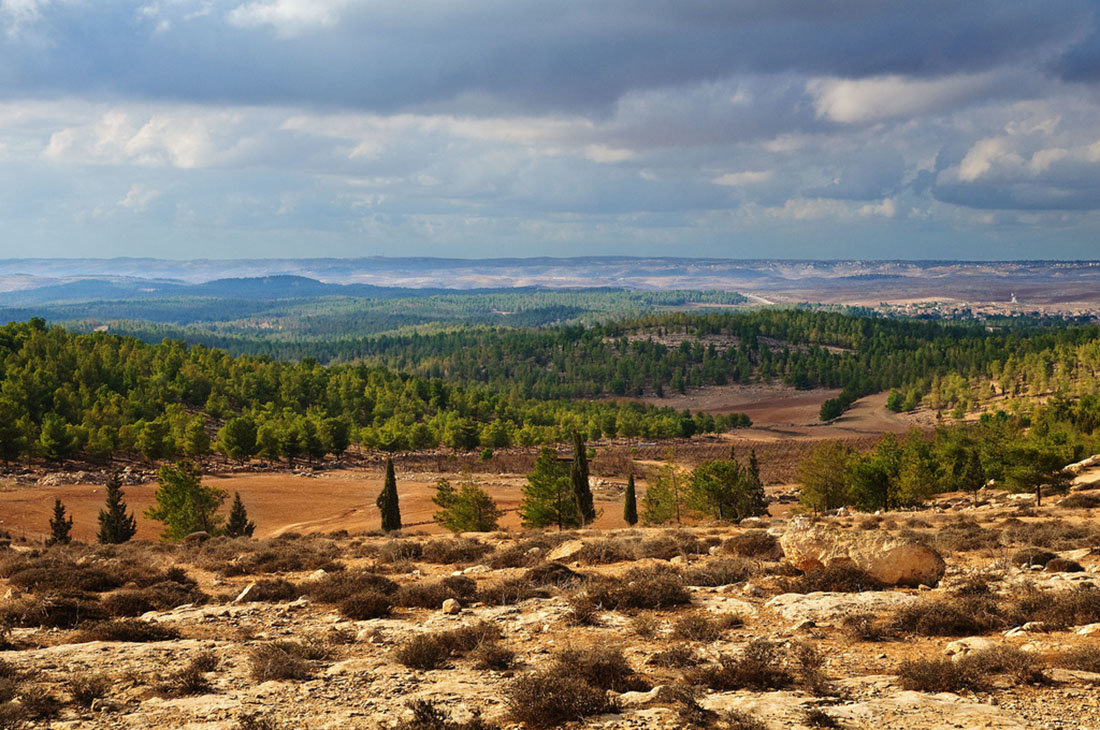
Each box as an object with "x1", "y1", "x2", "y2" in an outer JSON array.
[{"x1": 1, "y1": 0, "x2": 1099, "y2": 260}]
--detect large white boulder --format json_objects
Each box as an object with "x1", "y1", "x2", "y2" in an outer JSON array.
[{"x1": 780, "y1": 517, "x2": 946, "y2": 587}]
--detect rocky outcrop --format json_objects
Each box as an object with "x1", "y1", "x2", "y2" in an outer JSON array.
[{"x1": 780, "y1": 517, "x2": 946, "y2": 587}]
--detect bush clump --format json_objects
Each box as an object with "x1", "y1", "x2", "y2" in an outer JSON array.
[
  {"x1": 505, "y1": 669, "x2": 615, "y2": 728},
  {"x1": 721, "y1": 530, "x2": 781, "y2": 559},
  {"x1": 395, "y1": 576, "x2": 476, "y2": 609},
  {"x1": 672, "y1": 612, "x2": 743, "y2": 642},
  {"x1": 582, "y1": 567, "x2": 691, "y2": 610},
  {"x1": 77, "y1": 619, "x2": 180, "y2": 643},
  {"x1": 248, "y1": 643, "x2": 314, "y2": 681},
  {"x1": 688, "y1": 639, "x2": 793, "y2": 691},
  {"x1": 552, "y1": 646, "x2": 644, "y2": 692},
  {"x1": 420, "y1": 538, "x2": 492, "y2": 565},
  {"x1": 786, "y1": 565, "x2": 883, "y2": 594},
  {"x1": 890, "y1": 597, "x2": 1004, "y2": 636},
  {"x1": 682, "y1": 558, "x2": 756, "y2": 587}
]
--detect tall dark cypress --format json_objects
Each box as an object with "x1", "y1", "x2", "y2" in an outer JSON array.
[
  {"x1": 225, "y1": 492, "x2": 256, "y2": 538},
  {"x1": 571, "y1": 431, "x2": 595, "y2": 524},
  {"x1": 377, "y1": 456, "x2": 402, "y2": 532},
  {"x1": 623, "y1": 472, "x2": 638, "y2": 526},
  {"x1": 47, "y1": 498, "x2": 73, "y2": 546},
  {"x1": 97, "y1": 474, "x2": 137, "y2": 544}
]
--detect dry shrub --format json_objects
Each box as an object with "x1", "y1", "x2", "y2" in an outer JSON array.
[
  {"x1": 950, "y1": 574, "x2": 994, "y2": 597},
  {"x1": 192, "y1": 536, "x2": 341, "y2": 576},
  {"x1": 470, "y1": 641, "x2": 515, "y2": 671},
  {"x1": 306, "y1": 570, "x2": 398, "y2": 604},
  {"x1": 1054, "y1": 646, "x2": 1100, "y2": 673},
  {"x1": 237, "y1": 713, "x2": 285, "y2": 730},
  {"x1": 582, "y1": 567, "x2": 691, "y2": 610},
  {"x1": 524, "y1": 561, "x2": 583, "y2": 588},
  {"x1": 672, "y1": 612, "x2": 743, "y2": 642},
  {"x1": 565, "y1": 594, "x2": 601, "y2": 626},
  {"x1": 486, "y1": 544, "x2": 539, "y2": 570},
  {"x1": 841, "y1": 612, "x2": 884, "y2": 642},
  {"x1": 102, "y1": 581, "x2": 207, "y2": 616},
  {"x1": 1044, "y1": 558, "x2": 1084, "y2": 573},
  {"x1": 792, "y1": 642, "x2": 831, "y2": 696},
  {"x1": 896, "y1": 657, "x2": 982, "y2": 692},
  {"x1": 393, "y1": 634, "x2": 452, "y2": 670},
  {"x1": 890, "y1": 597, "x2": 1004, "y2": 636},
  {"x1": 421, "y1": 538, "x2": 492, "y2": 565},
  {"x1": 1003, "y1": 520, "x2": 1099, "y2": 550},
  {"x1": 248, "y1": 643, "x2": 313, "y2": 681},
  {"x1": 16, "y1": 684, "x2": 62, "y2": 721},
  {"x1": 69, "y1": 673, "x2": 110, "y2": 706},
  {"x1": 1060, "y1": 493, "x2": 1100, "y2": 509},
  {"x1": 932, "y1": 520, "x2": 1002, "y2": 553},
  {"x1": 575, "y1": 538, "x2": 637, "y2": 565},
  {"x1": 0, "y1": 594, "x2": 105, "y2": 628},
  {"x1": 688, "y1": 639, "x2": 793, "y2": 691},
  {"x1": 395, "y1": 576, "x2": 476, "y2": 609},
  {"x1": 338, "y1": 590, "x2": 393, "y2": 620},
  {"x1": 723, "y1": 709, "x2": 769, "y2": 730},
  {"x1": 476, "y1": 577, "x2": 541, "y2": 607},
  {"x1": 721, "y1": 530, "x2": 781, "y2": 559},
  {"x1": 1010, "y1": 548, "x2": 1056, "y2": 568},
  {"x1": 640, "y1": 533, "x2": 713, "y2": 559},
  {"x1": 238, "y1": 579, "x2": 300, "y2": 603},
  {"x1": 553, "y1": 645, "x2": 644, "y2": 692},
  {"x1": 683, "y1": 557, "x2": 756, "y2": 587},
  {"x1": 803, "y1": 708, "x2": 842, "y2": 728},
  {"x1": 786, "y1": 566, "x2": 883, "y2": 594},
  {"x1": 630, "y1": 615, "x2": 659, "y2": 639},
  {"x1": 156, "y1": 653, "x2": 217, "y2": 697},
  {"x1": 77, "y1": 619, "x2": 180, "y2": 643},
  {"x1": 396, "y1": 699, "x2": 497, "y2": 730},
  {"x1": 966, "y1": 646, "x2": 1047, "y2": 685},
  {"x1": 649, "y1": 644, "x2": 697, "y2": 668},
  {"x1": 1008, "y1": 586, "x2": 1100, "y2": 629},
  {"x1": 378, "y1": 539, "x2": 424, "y2": 563},
  {"x1": 505, "y1": 669, "x2": 614, "y2": 728}
]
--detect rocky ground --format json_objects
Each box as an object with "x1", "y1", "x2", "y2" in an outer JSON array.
[{"x1": 3, "y1": 478, "x2": 1100, "y2": 729}]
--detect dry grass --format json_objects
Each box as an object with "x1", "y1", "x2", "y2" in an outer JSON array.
[
  {"x1": 77, "y1": 619, "x2": 181, "y2": 643},
  {"x1": 505, "y1": 668, "x2": 614, "y2": 728}
]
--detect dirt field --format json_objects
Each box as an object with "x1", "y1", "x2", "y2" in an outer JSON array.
[{"x1": 0, "y1": 385, "x2": 931, "y2": 542}]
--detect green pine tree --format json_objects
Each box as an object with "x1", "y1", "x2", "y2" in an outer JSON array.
[
  {"x1": 97, "y1": 474, "x2": 137, "y2": 544},
  {"x1": 47, "y1": 498, "x2": 73, "y2": 546},
  {"x1": 224, "y1": 492, "x2": 256, "y2": 538},
  {"x1": 377, "y1": 457, "x2": 402, "y2": 532},
  {"x1": 145, "y1": 461, "x2": 227, "y2": 542},
  {"x1": 623, "y1": 473, "x2": 638, "y2": 526},
  {"x1": 433, "y1": 478, "x2": 503, "y2": 533},
  {"x1": 571, "y1": 431, "x2": 595, "y2": 524},
  {"x1": 520, "y1": 446, "x2": 580, "y2": 530}
]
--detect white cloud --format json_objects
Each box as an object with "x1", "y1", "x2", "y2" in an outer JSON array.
[
  {"x1": 227, "y1": 0, "x2": 354, "y2": 35},
  {"x1": 583, "y1": 144, "x2": 634, "y2": 163},
  {"x1": 808, "y1": 72, "x2": 1001, "y2": 124},
  {"x1": 117, "y1": 184, "x2": 160, "y2": 210},
  {"x1": 712, "y1": 170, "x2": 772, "y2": 186},
  {"x1": 857, "y1": 197, "x2": 896, "y2": 218}
]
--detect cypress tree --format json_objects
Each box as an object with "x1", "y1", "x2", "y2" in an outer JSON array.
[
  {"x1": 571, "y1": 431, "x2": 595, "y2": 524},
  {"x1": 623, "y1": 473, "x2": 638, "y2": 526},
  {"x1": 377, "y1": 457, "x2": 402, "y2": 532},
  {"x1": 225, "y1": 492, "x2": 256, "y2": 538},
  {"x1": 47, "y1": 498, "x2": 73, "y2": 546},
  {"x1": 97, "y1": 474, "x2": 137, "y2": 544}
]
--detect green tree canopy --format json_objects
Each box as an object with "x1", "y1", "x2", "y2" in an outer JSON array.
[{"x1": 145, "y1": 461, "x2": 227, "y2": 541}]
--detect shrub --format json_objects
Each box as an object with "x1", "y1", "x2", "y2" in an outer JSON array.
[
  {"x1": 239, "y1": 579, "x2": 300, "y2": 603},
  {"x1": 395, "y1": 576, "x2": 476, "y2": 609},
  {"x1": 437, "y1": 622, "x2": 501, "y2": 654},
  {"x1": 965, "y1": 646, "x2": 1047, "y2": 685},
  {"x1": 682, "y1": 558, "x2": 756, "y2": 587},
  {"x1": 890, "y1": 597, "x2": 1004, "y2": 636},
  {"x1": 841, "y1": 613, "x2": 884, "y2": 642},
  {"x1": 649, "y1": 644, "x2": 697, "y2": 668},
  {"x1": 0, "y1": 595, "x2": 105, "y2": 628},
  {"x1": 803, "y1": 708, "x2": 842, "y2": 728},
  {"x1": 78, "y1": 619, "x2": 180, "y2": 643},
  {"x1": 1007, "y1": 586, "x2": 1100, "y2": 629},
  {"x1": 630, "y1": 614, "x2": 659, "y2": 638},
  {"x1": 1010, "y1": 548, "x2": 1056, "y2": 568},
  {"x1": 157, "y1": 654, "x2": 215, "y2": 697},
  {"x1": 476, "y1": 577, "x2": 540, "y2": 607},
  {"x1": 1060, "y1": 493, "x2": 1100, "y2": 509},
  {"x1": 1044, "y1": 558, "x2": 1084, "y2": 573},
  {"x1": 565, "y1": 594, "x2": 601, "y2": 626},
  {"x1": 672, "y1": 612, "x2": 743, "y2": 641},
  {"x1": 575, "y1": 539, "x2": 637, "y2": 565},
  {"x1": 420, "y1": 539, "x2": 492, "y2": 565},
  {"x1": 237, "y1": 713, "x2": 285, "y2": 730},
  {"x1": 396, "y1": 699, "x2": 497, "y2": 730},
  {"x1": 102, "y1": 581, "x2": 207, "y2": 616},
  {"x1": 721, "y1": 530, "x2": 781, "y2": 559},
  {"x1": 950, "y1": 575, "x2": 993, "y2": 597},
  {"x1": 470, "y1": 641, "x2": 515, "y2": 671},
  {"x1": 1054, "y1": 646, "x2": 1100, "y2": 673},
  {"x1": 896, "y1": 657, "x2": 982, "y2": 692},
  {"x1": 248, "y1": 643, "x2": 313, "y2": 681},
  {"x1": 17, "y1": 685, "x2": 62, "y2": 721},
  {"x1": 523, "y1": 561, "x2": 583, "y2": 588},
  {"x1": 70, "y1": 673, "x2": 110, "y2": 707},
  {"x1": 338, "y1": 591, "x2": 393, "y2": 620},
  {"x1": 553, "y1": 646, "x2": 644, "y2": 691},
  {"x1": 583, "y1": 567, "x2": 691, "y2": 610},
  {"x1": 379, "y1": 540, "x2": 423, "y2": 563},
  {"x1": 787, "y1": 566, "x2": 883, "y2": 593},
  {"x1": 723, "y1": 710, "x2": 769, "y2": 730},
  {"x1": 688, "y1": 640, "x2": 793, "y2": 691},
  {"x1": 505, "y1": 669, "x2": 614, "y2": 728},
  {"x1": 393, "y1": 634, "x2": 452, "y2": 670},
  {"x1": 306, "y1": 571, "x2": 398, "y2": 604}
]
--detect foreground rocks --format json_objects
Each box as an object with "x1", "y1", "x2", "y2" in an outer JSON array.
[{"x1": 780, "y1": 517, "x2": 947, "y2": 587}]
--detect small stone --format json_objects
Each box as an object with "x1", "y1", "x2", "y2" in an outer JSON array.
[{"x1": 442, "y1": 598, "x2": 462, "y2": 615}]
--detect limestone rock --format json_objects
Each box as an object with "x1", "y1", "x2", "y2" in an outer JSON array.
[
  {"x1": 442, "y1": 598, "x2": 462, "y2": 615},
  {"x1": 764, "y1": 591, "x2": 919, "y2": 624},
  {"x1": 780, "y1": 517, "x2": 946, "y2": 587},
  {"x1": 546, "y1": 539, "x2": 585, "y2": 562},
  {"x1": 1077, "y1": 623, "x2": 1100, "y2": 636},
  {"x1": 944, "y1": 637, "x2": 997, "y2": 659}
]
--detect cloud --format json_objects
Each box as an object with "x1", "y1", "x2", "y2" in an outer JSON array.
[
  {"x1": 117, "y1": 184, "x2": 160, "y2": 210},
  {"x1": 808, "y1": 72, "x2": 1012, "y2": 124},
  {"x1": 712, "y1": 170, "x2": 773, "y2": 186},
  {"x1": 227, "y1": 0, "x2": 353, "y2": 35}
]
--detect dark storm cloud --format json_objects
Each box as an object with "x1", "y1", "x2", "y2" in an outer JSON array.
[{"x1": 0, "y1": 0, "x2": 1094, "y2": 113}]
